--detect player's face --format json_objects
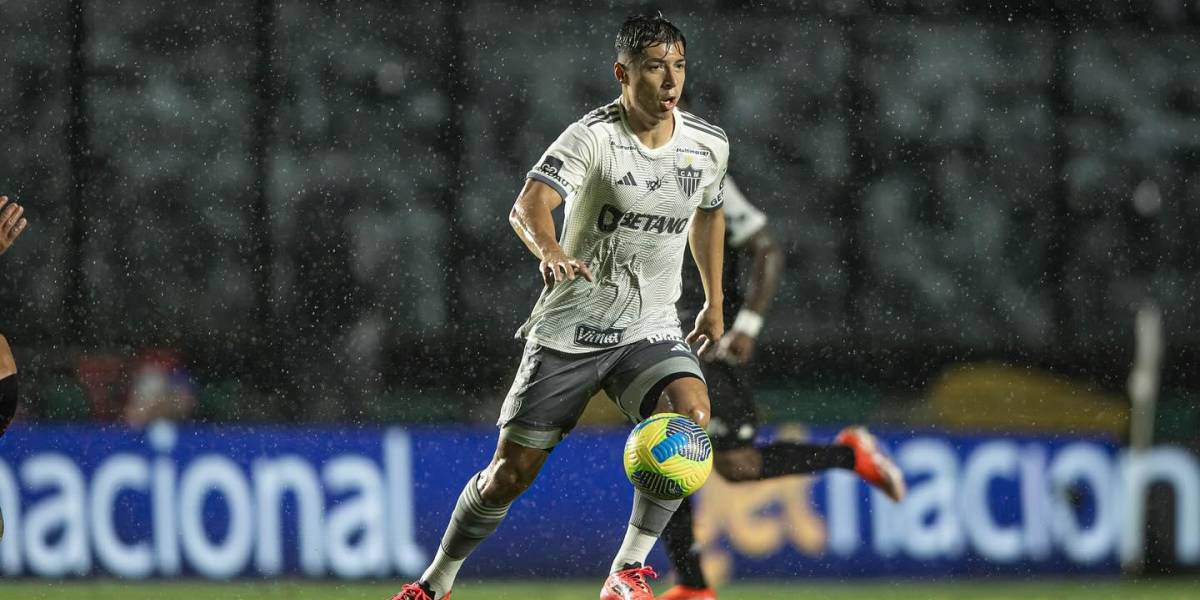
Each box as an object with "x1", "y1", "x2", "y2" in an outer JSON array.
[{"x1": 622, "y1": 42, "x2": 686, "y2": 122}]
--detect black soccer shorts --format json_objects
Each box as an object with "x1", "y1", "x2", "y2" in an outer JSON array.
[{"x1": 702, "y1": 359, "x2": 760, "y2": 451}]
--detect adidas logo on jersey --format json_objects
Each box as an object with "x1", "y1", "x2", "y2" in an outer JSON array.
[{"x1": 616, "y1": 172, "x2": 638, "y2": 186}]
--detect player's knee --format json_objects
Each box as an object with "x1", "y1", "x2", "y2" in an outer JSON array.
[
  {"x1": 682, "y1": 405, "x2": 709, "y2": 429},
  {"x1": 670, "y1": 394, "x2": 710, "y2": 429},
  {"x1": 714, "y1": 449, "x2": 762, "y2": 482},
  {"x1": 658, "y1": 376, "x2": 710, "y2": 428}
]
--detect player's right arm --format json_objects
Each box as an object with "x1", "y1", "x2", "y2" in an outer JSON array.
[
  {"x1": 510, "y1": 120, "x2": 601, "y2": 288},
  {"x1": 0, "y1": 195, "x2": 29, "y2": 256},
  {"x1": 509, "y1": 179, "x2": 593, "y2": 287}
]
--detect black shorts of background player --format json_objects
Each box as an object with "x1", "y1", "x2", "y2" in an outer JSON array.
[
  {"x1": 658, "y1": 181, "x2": 905, "y2": 600},
  {"x1": 0, "y1": 194, "x2": 29, "y2": 540}
]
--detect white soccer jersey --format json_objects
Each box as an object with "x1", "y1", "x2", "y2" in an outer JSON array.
[
  {"x1": 721, "y1": 177, "x2": 768, "y2": 248},
  {"x1": 518, "y1": 99, "x2": 730, "y2": 353}
]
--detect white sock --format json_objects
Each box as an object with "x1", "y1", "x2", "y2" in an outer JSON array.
[
  {"x1": 609, "y1": 490, "x2": 681, "y2": 572},
  {"x1": 610, "y1": 525, "x2": 659, "y2": 573},
  {"x1": 421, "y1": 547, "x2": 465, "y2": 599}
]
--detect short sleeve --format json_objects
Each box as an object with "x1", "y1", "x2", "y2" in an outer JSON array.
[
  {"x1": 527, "y1": 122, "x2": 597, "y2": 201},
  {"x1": 721, "y1": 178, "x2": 768, "y2": 247},
  {"x1": 698, "y1": 140, "x2": 730, "y2": 212}
]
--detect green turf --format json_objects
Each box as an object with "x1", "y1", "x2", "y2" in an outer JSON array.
[{"x1": 4, "y1": 579, "x2": 1200, "y2": 600}]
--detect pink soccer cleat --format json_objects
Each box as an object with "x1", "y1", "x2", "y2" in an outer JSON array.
[
  {"x1": 390, "y1": 582, "x2": 449, "y2": 600},
  {"x1": 836, "y1": 426, "x2": 906, "y2": 502},
  {"x1": 600, "y1": 563, "x2": 658, "y2": 600}
]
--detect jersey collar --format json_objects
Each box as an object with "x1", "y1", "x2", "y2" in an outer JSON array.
[{"x1": 616, "y1": 97, "x2": 680, "y2": 158}]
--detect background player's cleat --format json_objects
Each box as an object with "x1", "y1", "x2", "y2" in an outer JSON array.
[
  {"x1": 836, "y1": 426, "x2": 906, "y2": 502},
  {"x1": 600, "y1": 563, "x2": 658, "y2": 600},
  {"x1": 657, "y1": 584, "x2": 716, "y2": 600},
  {"x1": 390, "y1": 581, "x2": 449, "y2": 600}
]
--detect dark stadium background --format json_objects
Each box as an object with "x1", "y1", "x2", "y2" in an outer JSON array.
[
  {"x1": 3, "y1": 0, "x2": 1196, "y2": 430},
  {"x1": 1, "y1": 2, "x2": 1199, "y2": 592}
]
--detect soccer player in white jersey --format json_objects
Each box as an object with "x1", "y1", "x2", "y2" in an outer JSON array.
[
  {"x1": 657, "y1": 176, "x2": 905, "y2": 600},
  {"x1": 390, "y1": 13, "x2": 727, "y2": 600}
]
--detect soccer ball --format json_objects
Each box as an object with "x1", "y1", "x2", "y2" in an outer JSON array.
[{"x1": 623, "y1": 412, "x2": 713, "y2": 500}]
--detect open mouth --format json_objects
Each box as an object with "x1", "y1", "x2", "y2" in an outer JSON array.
[{"x1": 660, "y1": 96, "x2": 677, "y2": 111}]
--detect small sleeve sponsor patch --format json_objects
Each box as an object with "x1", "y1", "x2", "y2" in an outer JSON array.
[
  {"x1": 527, "y1": 122, "x2": 596, "y2": 200},
  {"x1": 539, "y1": 155, "x2": 564, "y2": 177}
]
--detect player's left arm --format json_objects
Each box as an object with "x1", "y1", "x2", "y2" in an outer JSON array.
[
  {"x1": 686, "y1": 206, "x2": 725, "y2": 359},
  {"x1": 717, "y1": 228, "x2": 783, "y2": 365}
]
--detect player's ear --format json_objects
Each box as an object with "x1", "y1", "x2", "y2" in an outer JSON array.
[{"x1": 614, "y1": 61, "x2": 627, "y2": 85}]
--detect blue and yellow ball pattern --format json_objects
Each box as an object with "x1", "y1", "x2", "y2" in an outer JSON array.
[{"x1": 623, "y1": 412, "x2": 713, "y2": 500}]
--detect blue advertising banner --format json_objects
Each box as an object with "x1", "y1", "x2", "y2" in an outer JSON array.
[{"x1": 0, "y1": 423, "x2": 1197, "y2": 580}]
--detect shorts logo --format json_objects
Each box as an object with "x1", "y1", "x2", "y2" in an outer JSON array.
[
  {"x1": 575, "y1": 325, "x2": 625, "y2": 347},
  {"x1": 539, "y1": 155, "x2": 564, "y2": 177}
]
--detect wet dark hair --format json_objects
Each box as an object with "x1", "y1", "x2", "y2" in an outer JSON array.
[{"x1": 615, "y1": 12, "x2": 686, "y2": 63}]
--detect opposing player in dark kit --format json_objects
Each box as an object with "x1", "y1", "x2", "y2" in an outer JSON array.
[
  {"x1": 657, "y1": 176, "x2": 906, "y2": 600},
  {"x1": 390, "y1": 13, "x2": 729, "y2": 600}
]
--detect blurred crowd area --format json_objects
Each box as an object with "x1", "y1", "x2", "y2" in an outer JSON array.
[{"x1": 0, "y1": 0, "x2": 1198, "y2": 432}]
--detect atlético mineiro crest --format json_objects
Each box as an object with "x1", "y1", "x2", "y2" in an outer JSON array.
[{"x1": 675, "y1": 164, "x2": 703, "y2": 200}]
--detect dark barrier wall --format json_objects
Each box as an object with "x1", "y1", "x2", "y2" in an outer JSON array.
[
  {"x1": 1, "y1": 1, "x2": 1199, "y2": 418},
  {"x1": 2, "y1": 423, "x2": 1199, "y2": 579}
]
